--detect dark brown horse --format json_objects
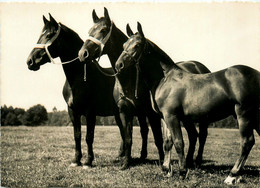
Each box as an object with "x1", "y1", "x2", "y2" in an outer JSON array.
[
  {"x1": 26, "y1": 14, "x2": 127, "y2": 168},
  {"x1": 78, "y1": 8, "x2": 212, "y2": 169},
  {"x1": 115, "y1": 22, "x2": 260, "y2": 184}
]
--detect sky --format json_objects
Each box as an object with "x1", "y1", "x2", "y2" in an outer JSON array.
[{"x1": 1, "y1": 1, "x2": 260, "y2": 112}]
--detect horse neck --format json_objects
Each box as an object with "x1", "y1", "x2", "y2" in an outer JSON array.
[
  {"x1": 106, "y1": 25, "x2": 128, "y2": 69},
  {"x1": 140, "y1": 40, "x2": 181, "y2": 90},
  {"x1": 58, "y1": 29, "x2": 86, "y2": 84}
]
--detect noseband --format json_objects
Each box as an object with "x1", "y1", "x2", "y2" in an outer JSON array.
[
  {"x1": 33, "y1": 23, "x2": 79, "y2": 65},
  {"x1": 86, "y1": 21, "x2": 113, "y2": 62}
]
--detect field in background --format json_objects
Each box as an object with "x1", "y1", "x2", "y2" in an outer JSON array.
[{"x1": 1, "y1": 126, "x2": 259, "y2": 187}]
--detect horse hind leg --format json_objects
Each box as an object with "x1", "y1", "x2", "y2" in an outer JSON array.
[
  {"x1": 137, "y1": 115, "x2": 149, "y2": 161},
  {"x1": 68, "y1": 108, "x2": 82, "y2": 167},
  {"x1": 224, "y1": 105, "x2": 256, "y2": 185},
  {"x1": 83, "y1": 113, "x2": 96, "y2": 169}
]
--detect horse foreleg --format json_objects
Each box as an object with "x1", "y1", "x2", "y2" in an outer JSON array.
[
  {"x1": 114, "y1": 113, "x2": 125, "y2": 159},
  {"x1": 161, "y1": 119, "x2": 173, "y2": 176},
  {"x1": 119, "y1": 110, "x2": 133, "y2": 170},
  {"x1": 137, "y1": 115, "x2": 149, "y2": 161},
  {"x1": 195, "y1": 123, "x2": 208, "y2": 167},
  {"x1": 68, "y1": 108, "x2": 82, "y2": 167},
  {"x1": 147, "y1": 113, "x2": 164, "y2": 164},
  {"x1": 83, "y1": 114, "x2": 96, "y2": 168},
  {"x1": 162, "y1": 114, "x2": 186, "y2": 179},
  {"x1": 182, "y1": 120, "x2": 198, "y2": 168}
]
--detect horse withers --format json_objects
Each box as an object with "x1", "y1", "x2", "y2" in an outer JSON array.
[{"x1": 115, "y1": 22, "x2": 260, "y2": 184}]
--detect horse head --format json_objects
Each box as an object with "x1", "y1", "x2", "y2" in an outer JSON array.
[
  {"x1": 78, "y1": 7, "x2": 113, "y2": 62},
  {"x1": 115, "y1": 22, "x2": 147, "y2": 73},
  {"x1": 26, "y1": 14, "x2": 60, "y2": 71}
]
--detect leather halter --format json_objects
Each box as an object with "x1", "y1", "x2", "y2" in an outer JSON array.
[
  {"x1": 34, "y1": 23, "x2": 79, "y2": 65},
  {"x1": 33, "y1": 23, "x2": 87, "y2": 81},
  {"x1": 85, "y1": 21, "x2": 118, "y2": 77}
]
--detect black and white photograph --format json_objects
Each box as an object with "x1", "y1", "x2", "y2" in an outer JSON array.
[{"x1": 1, "y1": 1, "x2": 260, "y2": 187}]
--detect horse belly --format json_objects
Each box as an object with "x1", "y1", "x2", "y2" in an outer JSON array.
[{"x1": 183, "y1": 91, "x2": 234, "y2": 123}]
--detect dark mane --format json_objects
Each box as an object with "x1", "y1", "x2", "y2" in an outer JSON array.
[
  {"x1": 146, "y1": 39, "x2": 180, "y2": 72},
  {"x1": 59, "y1": 22, "x2": 82, "y2": 42}
]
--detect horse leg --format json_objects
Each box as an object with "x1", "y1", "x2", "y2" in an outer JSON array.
[
  {"x1": 195, "y1": 123, "x2": 208, "y2": 167},
  {"x1": 162, "y1": 114, "x2": 186, "y2": 178},
  {"x1": 224, "y1": 105, "x2": 256, "y2": 185},
  {"x1": 137, "y1": 115, "x2": 149, "y2": 161},
  {"x1": 147, "y1": 112, "x2": 164, "y2": 164},
  {"x1": 114, "y1": 113, "x2": 125, "y2": 159},
  {"x1": 161, "y1": 119, "x2": 173, "y2": 177},
  {"x1": 68, "y1": 108, "x2": 82, "y2": 167},
  {"x1": 117, "y1": 98, "x2": 134, "y2": 170},
  {"x1": 182, "y1": 120, "x2": 198, "y2": 168},
  {"x1": 83, "y1": 113, "x2": 96, "y2": 168}
]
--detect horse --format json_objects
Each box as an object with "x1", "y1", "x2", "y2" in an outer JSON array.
[
  {"x1": 115, "y1": 22, "x2": 260, "y2": 184},
  {"x1": 26, "y1": 14, "x2": 129, "y2": 169},
  {"x1": 78, "y1": 8, "x2": 212, "y2": 169}
]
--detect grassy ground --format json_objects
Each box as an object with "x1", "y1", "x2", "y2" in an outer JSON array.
[{"x1": 1, "y1": 126, "x2": 259, "y2": 187}]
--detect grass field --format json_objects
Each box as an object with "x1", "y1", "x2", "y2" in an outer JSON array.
[{"x1": 1, "y1": 126, "x2": 259, "y2": 187}]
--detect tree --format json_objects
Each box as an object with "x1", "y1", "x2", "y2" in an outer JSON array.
[
  {"x1": 22, "y1": 104, "x2": 48, "y2": 126},
  {"x1": 1, "y1": 105, "x2": 25, "y2": 126}
]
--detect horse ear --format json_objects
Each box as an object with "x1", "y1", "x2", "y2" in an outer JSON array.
[
  {"x1": 104, "y1": 7, "x2": 111, "y2": 23},
  {"x1": 126, "y1": 24, "x2": 134, "y2": 37},
  {"x1": 137, "y1": 22, "x2": 145, "y2": 38},
  {"x1": 43, "y1": 15, "x2": 49, "y2": 25},
  {"x1": 92, "y1": 9, "x2": 99, "y2": 23},
  {"x1": 49, "y1": 13, "x2": 58, "y2": 28}
]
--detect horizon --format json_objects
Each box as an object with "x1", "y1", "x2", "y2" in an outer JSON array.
[{"x1": 1, "y1": 2, "x2": 260, "y2": 112}]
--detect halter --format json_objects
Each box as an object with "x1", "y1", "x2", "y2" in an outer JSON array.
[
  {"x1": 34, "y1": 23, "x2": 79, "y2": 65},
  {"x1": 33, "y1": 23, "x2": 88, "y2": 81},
  {"x1": 119, "y1": 41, "x2": 148, "y2": 99},
  {"x1": 86, "y1": 21, "x2": 114, "y2": 63}
]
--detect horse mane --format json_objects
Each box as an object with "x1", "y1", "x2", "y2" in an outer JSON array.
[
  {"x1": 146, "y1": 39, "x2": 180, "y2": 72},
  {"x1": 59, "y1": 22, "x2": 83, "y2": 43}
]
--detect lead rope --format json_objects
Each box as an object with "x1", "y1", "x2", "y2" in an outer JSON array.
[
  {"x1": 135, "y1": 63, "x2": 140, "y2": 99},
  {"x1": 84, "y1": 63, "x2": 87, "y2": 81}
]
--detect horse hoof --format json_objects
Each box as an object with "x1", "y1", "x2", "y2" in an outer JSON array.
[
  {"x1": 69, "y1": 162, "x2": 81, "y2": 167},
  {"x1": 179, "y1": 169, "x2": 189, "y2": 180},
  {"x1": 83, "y1": 165, "x2": 92, "y2": 170},
  {"x1": 163, "y1": 164, "x2": 173, "y2": 178},
  {"x1": 224, "y1": 175, "x2": 243, "y2": 185},
  {"x1": 120, "y1": 163, "x2": 129, "y2": 170}
]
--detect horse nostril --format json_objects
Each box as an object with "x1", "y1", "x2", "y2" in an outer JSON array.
[
  {"x1": 79, "y1": 49, "x2": 89, "y2": 62},
  {"x1": 119, "y1": 62, "x2": 124, "y2": 69},
  {"x1": 83, "y1": 50, "x2": 89, "y2": 58},
  {"x1": 27, "y1": 58, "x2": 33, "y2": 67}
]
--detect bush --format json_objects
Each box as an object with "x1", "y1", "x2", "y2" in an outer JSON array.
[{"x1": 22, "y1": 104, "x2": 48, "y2": 126}]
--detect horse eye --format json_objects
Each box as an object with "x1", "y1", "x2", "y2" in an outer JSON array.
[{"x1": 100, "y1": 29, "x2": 107, "y2": 34}]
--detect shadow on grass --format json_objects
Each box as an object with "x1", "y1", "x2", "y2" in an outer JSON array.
[{"x1": 193, "y1": 160, "x2": 259, "y2": 177}]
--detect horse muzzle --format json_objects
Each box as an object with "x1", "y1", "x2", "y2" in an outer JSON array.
[{"x1": 78, "y1": 48, "x2": 89, "y2": 62}]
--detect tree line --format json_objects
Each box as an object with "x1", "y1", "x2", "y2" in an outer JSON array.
[
  {"x1": 1, "y1": 104, "x2": 138, "y2": 126},
  {"x1": 1, "y1": 104, "x2": 237, "y2": 128}
]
